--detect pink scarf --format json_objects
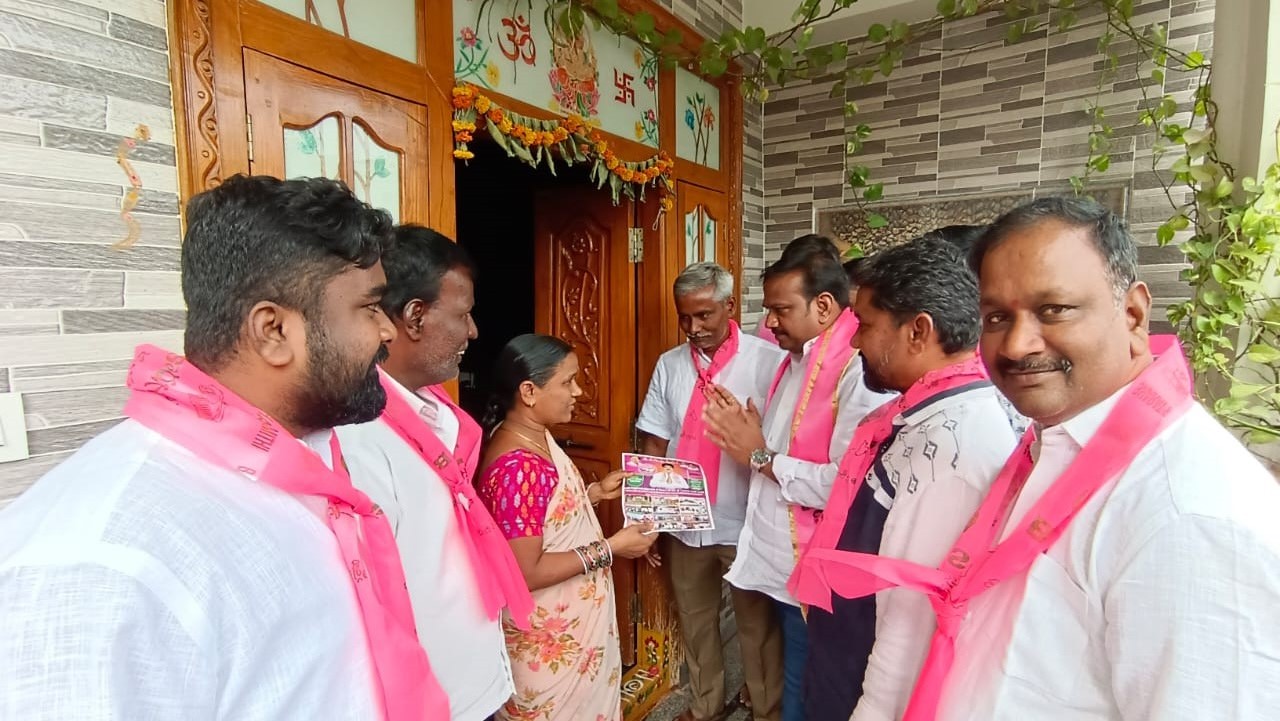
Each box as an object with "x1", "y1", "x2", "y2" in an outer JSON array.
[
  {"x1": 674, "y1": 321, "x2": 741, "y2": 503},
  {"x1": 377, "y1": 372, "x2": 534, "y2": 630},
  {"x1": 788, "y1": 355, "x2": 990, "y2": 609},
  {"x1": 784, "y1": 336, "x2": 1192, "y2": 721},
  {"x1": 122, "y1": 345, "x2": 444, "y2": 721},
  {"x1": 767, "y1": 308, "x2": 861, "y2": 556}
]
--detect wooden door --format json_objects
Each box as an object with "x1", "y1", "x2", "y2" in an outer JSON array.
[
  {"x1": 676, "y1": 182, "x2": 734, "y2": 320},
  {"x1": 243, "y1": 49, "x2": 430, "y2": 225},
  {"x1": 533, "y1": 188, "x2": 639, "y2": 665}
]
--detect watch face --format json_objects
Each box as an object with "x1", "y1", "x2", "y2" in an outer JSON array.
[{"x1": 750, "y1": 448, "x2": 771, "y2": 466}]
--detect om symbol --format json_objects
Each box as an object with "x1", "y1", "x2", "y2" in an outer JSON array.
[{"x1": 499, "y1": 15, "x2": 536, "y2": 65}]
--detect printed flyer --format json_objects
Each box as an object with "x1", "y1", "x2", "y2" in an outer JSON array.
[{"x1": 620, "y1": 453, "x2": 714, "y2": 532}]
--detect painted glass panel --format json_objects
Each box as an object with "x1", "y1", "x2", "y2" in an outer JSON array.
[
  {"x1": 352, "y1": 120, "x2": 401, "y2": 223},
  {"x1": 675, "y1": 68, "x2": 720, "y2": 170},
  {"x1": 702, "y1": 214, "x2": 717, "y2": 263},
  {"x1": 684, "y1": 206, "x2": 701, "y2": 268},
  {"x1": 259, "y1": 0, "x2": 416, "y2": 62},
  {"x1": 453, "y1": 0, "x2": 659, "y2": 147},
  {"x1": 283, "y1": 114, "x2": 341, "y2": 180}
]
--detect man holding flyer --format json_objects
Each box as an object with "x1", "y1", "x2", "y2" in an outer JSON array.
[{"x1": 637, "y1": 262, "x2": 786, "y2": 721}]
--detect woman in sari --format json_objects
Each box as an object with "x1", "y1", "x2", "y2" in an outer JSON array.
[{"x1": 477, "y1": 334, "x2": 658, "y2": 721}]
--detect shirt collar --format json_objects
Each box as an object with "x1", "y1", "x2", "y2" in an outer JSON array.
[
  {"x1": 1037, "y1": 383, "x2": 1130, "y2": 449},
  {"x1": 386, "y1": 374, "x2": 441, "y2": 425},
  {"x1": 899, "y1": 381, "x2": 994, "y2": 427}
]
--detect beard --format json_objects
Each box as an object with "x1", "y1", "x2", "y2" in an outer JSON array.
[
  {"x1": 291, "y1": 322, "x2": 389, "y2": 430},
  {"x1": 860, "y1": 346, "x2": 899, "y2": 395}
]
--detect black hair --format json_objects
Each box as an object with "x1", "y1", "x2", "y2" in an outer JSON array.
[
  {"x1": 762, "y1": 233, "x2": 851, "y2": 309},
  {"x1": 970, "y1": 196, "x2": 1137, "y2": 299},
  {"x1": 181, "y1": 174, "x2": 393, "y2": 372},
  {"x1": 925, "y1": 224, "x2": 988, "y2": 254},
  {"x1": 842, "y1": 256, "x2": 866, "y2": 286},
  {"x1": 379, "y1": 224, "x2": 477, "y2": 320},
  {"x1": 482, "y1": 333, "x2": 573, "y2": 430},
  {"x1": 854, "y1": 234, "x2": 981, "y2": 354}
]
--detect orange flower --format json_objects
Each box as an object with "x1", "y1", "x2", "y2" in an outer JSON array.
[
  {"x1": 659, "y1": 196, "x2": 674, "y2": 212},
  {"x1": 594, "y1": 141, "x2": 607, "y2": 155},
  {"x1": 475, "y1": 95, "x2": 491, "y2": 113},
  {"x1": 552, "y1": 127, "x2": 570, "y2": 142},
  {"x1": 498, "y1": 118, "x2": 514, "y2": 134},
  {"x1": 451, "y1": 85, "x2": 475, "y2": 109},
  {"x1": 451, "y1": 120, "x2": 476, "y2": 133},
  {"x1": 539, "y1": 131, "x2": 556, "y2": 146},
  {"x1": 487, "y1": 108, "x2": 505, "y2": 124},
  {"x1": 453, "y1": 148, "x2": 475, "y2": 160},
  {"x1": 605, "y1": 157, "x2": 621, "y2": 171}
]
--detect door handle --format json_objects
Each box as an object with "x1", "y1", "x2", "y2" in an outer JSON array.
[{"x1": 556, "y1": 437, "x2": 595, "y2": 450}]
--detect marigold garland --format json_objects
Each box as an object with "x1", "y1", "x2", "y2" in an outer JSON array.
[{"x1": 452, "y1": 83, "x2": 675, "y2": 215}]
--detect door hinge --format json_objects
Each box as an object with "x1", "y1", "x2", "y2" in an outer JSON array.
[
  {"x1": 630, "y1": 593, "x2": 641, "y2": 625},
  {"x1": 627, "y1": 227, "x2": 644, "y2": 263},
  {"x1": 245, "y1": 113, "x2": 255, "y2": 164}
]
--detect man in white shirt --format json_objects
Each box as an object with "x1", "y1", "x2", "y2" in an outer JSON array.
[
  {"x1": 703, "y1": 237, "x2": 892, "y2": 721},
  {"x1": 337, "y1": 225, "x2": 526, "y2": 721},
  {"x1": 793, "y1": 233, "x2": 1019, "y2": 721},
  {"x1": 935, "y1": 196, "x2": 1280, "y2": 719},
  {"x1": 637, "y1": 262, "x2": 786, "y2": 721},
  {"x1": 0, "y1": 175, "x2": 411, "y2": 719}
]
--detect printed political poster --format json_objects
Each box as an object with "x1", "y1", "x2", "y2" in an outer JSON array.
[{"x1": 620, "y1": 453, "x2": 714, "y2": 531}]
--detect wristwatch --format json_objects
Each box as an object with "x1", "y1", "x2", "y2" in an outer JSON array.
[{"x1": 749, "y1": 447, "x2": 775, "y2": 472}]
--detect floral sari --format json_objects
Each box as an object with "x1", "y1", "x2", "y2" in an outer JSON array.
[{"x1": 477, "y1": 432, "x2": 621, "y2": 721}]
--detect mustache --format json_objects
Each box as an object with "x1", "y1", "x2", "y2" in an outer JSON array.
[
  {"x1": 372, "y1": 343, "x2": 390, "y2": 366},
  {"x1": 998, "y1": 355, "x2": 1072, "y2": 374}
]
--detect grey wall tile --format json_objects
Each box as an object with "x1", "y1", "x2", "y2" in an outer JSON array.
[
  {"x1": 0, "y1": 11, "x2": 168, "y2": 82},
  {"x1": 22, "y1": 385, "x2": 129, "y2": 427},
  {"x1": 0, "y1": 200, "x2": 180, "y2": 247},
  {"x1": 0, "y1": 368, "x2": 8, "y2": 392},
  {"x1": 0, "y1": 240, "x2": 179, "y2": 272},
  {"x1": 0, "y1": 48, "x2": 170, "y2": 107},
  {"x1": 42, "y1": 123, "x2": 176, "y2": 165},
  {"x1": 0, "y1": 74, "x2": 108, "y2": 128},
  {"x1": 108, "y1": 12, "x2": 166, "y2": 51},
  {"x1": 61, "y1": 308, "x2": 184, "y2": 334},
  {"x1": 26, "y1": 418, "x2": 121, "y2": 455},
  {"x1": 0, "y1": 268, "x2": 123, "y2": 308}
]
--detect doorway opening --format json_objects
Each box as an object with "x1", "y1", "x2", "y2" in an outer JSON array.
[{"x1": 455, "y1": 140, "x2": 589, "y2": 420}]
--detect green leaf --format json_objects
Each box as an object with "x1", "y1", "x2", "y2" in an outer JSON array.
[
  {"x1": 867, "y1": 213, "x2": 889, "y2": 229},
  {"x1": 1150, "y1": 68, "x2": 1164, "y2": 84},
  {"x1": 1184, "y1": 50, "x2": 1205, "y2": 69},
  {"x1": 632, "y1": 12, "x2": 656, "y2": 35},
  {"x1": 936, "y1": 0, "x2": 957, "y2": 15},
  {"x1": 863, "y1": 183, "x2": 884, "y2": 201},
  {"x1": 1245, "y1": 344, "x2": 1280, "y2": 364},
  {"x1": 1157, "y1": 222, "x2": 1176, "y2": 245},
  {"x1": 844, "y1": 101, "x2": 859, "y2": 117},
  {"x1": 890, "y1": 20, "x2": 910, "y2": 42},
  {"x1": 1006, "y1": 22, "x2": 1023, "y2": 45},
  {"x1": 868, "y1": 23, "x2": 888, "y2": 42},
  {"x1": 878, "y1": 52, "x2": 895, "y2": 78},
  {"x1": 1057, "y1": 11, "x2": 1076, "y2": 32},
  {"x1": 1229, "y1": 382, "x2": 1270, "y2": 399}
]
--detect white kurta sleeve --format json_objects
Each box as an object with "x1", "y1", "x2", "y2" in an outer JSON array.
[
  {"x1": 1104, "y1": 514, "x2": 1280, "y2": 721},
  {"x1": 635, "y1": 359, "x2": 674, "y2": 442},
  {"x1": 773, "y1": 359, "x2": 894, "y2": 509},
  {"x1": 0, "y1": 563, "x2": 217, "y2": 721}
]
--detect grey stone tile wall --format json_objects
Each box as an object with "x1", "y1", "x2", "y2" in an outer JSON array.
[
  {"x1": 0, "y1": 0, "x2": 181, "y2": 505},
  {"x1": 761, "y1": 0, "x2": 1214, "y2": 326},
  {"x1": 657, "y1": 0, "x2": 765, "y2": 322}
]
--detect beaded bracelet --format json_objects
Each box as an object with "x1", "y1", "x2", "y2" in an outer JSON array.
[
  {"x1": 573, "y1": 539, "x2": 614, "y2": 575},
  {"x1": 572, "y1": 546, "x2": 590, "y2": 575}
]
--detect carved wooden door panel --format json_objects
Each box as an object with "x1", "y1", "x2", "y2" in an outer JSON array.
[
  {"x1": 242, "y1": 49, "x2": 429, "y2": 225},
  {"x1": 677, "y1": 181, "x2": 730, "y2": 275},
  {"x1": 533, "y1": 188, "x2": 639, "y2": 665}
]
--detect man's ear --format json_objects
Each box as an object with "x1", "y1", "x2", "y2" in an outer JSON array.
[
  {"x1": 245, "y1": 301, "x2": 300, "y2": 368},
  {"x1": 908, "y1": 312, "x2": 936, "y2": 353},
  {"x1": 1125, "y1": 280, "x2": 1153, "y2": 357},
  {"x1": 401, "y1": 298, "x2": 427, "y2": 342}
]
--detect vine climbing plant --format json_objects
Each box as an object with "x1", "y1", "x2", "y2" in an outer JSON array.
[{"x1": 518, "y1": 0, "x2": 1279, "y2": 447}]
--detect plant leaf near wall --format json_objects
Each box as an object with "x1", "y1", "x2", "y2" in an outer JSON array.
[{"x1": 525, "y1": 0, "x2": 1279, "y2": 447}]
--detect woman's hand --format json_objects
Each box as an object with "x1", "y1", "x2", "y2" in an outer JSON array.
[
  {"x1": 607, "y1": 522, "x2": 658, "y2": 559},
  {"x1": 588, "y1": 470, "x2": 627, "y2": 505}
]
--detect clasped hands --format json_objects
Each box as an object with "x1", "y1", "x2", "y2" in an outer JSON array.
[{"x1": 700, "y1": 384, "x2": 768, "y2": 469}]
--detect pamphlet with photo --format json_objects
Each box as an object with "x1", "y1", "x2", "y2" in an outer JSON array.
[{"x1": 620, "y1": 453, "x2": 714, "y2": 532}]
